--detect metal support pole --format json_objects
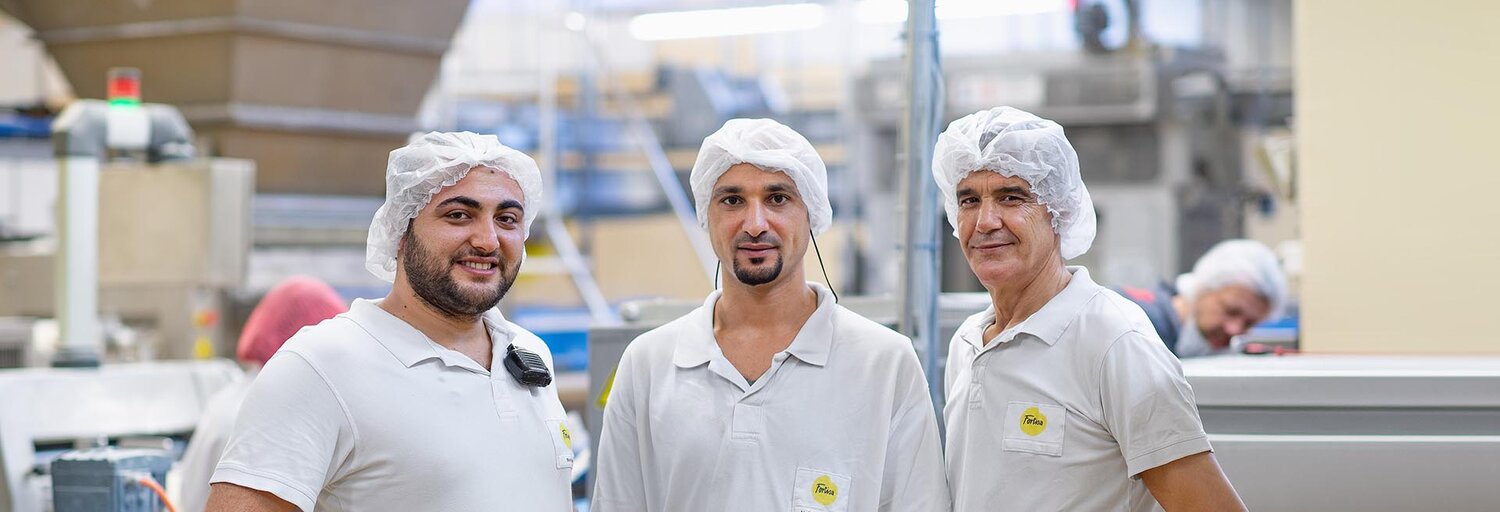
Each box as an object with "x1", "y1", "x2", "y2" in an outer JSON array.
[
  {"x1": 53, "y1": 155, "x2": 101, "y2": 367},
  {"x1": 540, "y1": 6, "x2": 618, "y2": 326},
  {"x1": 896, "y1": 0, "x2": 946, "y2": 416}
]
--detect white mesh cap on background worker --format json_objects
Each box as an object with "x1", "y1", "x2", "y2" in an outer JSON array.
[
  {"x1": 1176, "y1": 239, "x2": 1289, "y2": 321},
  {"x1": 365, "y1": 131, "x2": 544, "y2": 282},
  {"x1": 688, "y1": 118, "x2": 833, "y2": 234},
  {"x1": 931, "y1": 106, "x2": 1097, "y2": 259}
]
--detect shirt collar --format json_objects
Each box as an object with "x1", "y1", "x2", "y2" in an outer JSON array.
[
  {"x1": 672, "y1": 282, "x2": 836, "y2": 368},
  {"x1": 347, "y1": 298, "x2": 518, "y2": 370},
  {"x1": 959, "y1": 266, "x2": 1102, "y2": 349}
]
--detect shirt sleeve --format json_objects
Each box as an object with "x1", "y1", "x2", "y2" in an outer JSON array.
[
  {"x1": 210, "y1": 351, "x2": 355, "y2": 511},
  {"x1": 589, "y1": 345, "x2": 649, "y2": 512},
  {"x1": 1097, "y1": 330, "x2": 1213, "y2": 478},
  {"x1": 880, "y1": 351, "x2": 953, "y2": 512}
]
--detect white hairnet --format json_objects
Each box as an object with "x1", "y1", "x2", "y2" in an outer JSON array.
[
  {"x1": 931, "y1": 107, "x2": 1096, "y2": 259},
  {"x1": 365, "y1": 131, "x2": 543, "y2": 283},
  {"x1": 1176, "y1": 239, "x2": 1289, "y2": 321},
  {"x1": 689, "y1": 118, "x2": 832, "y2": 234}
]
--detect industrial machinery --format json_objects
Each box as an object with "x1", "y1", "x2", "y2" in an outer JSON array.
[
  {"x1": 50, "y1": 447, "x2": 173, "y2": 512},
  {"x1": 0, "y1": 360, "x2": 242, "y2": 512},
  {"x1": 0, "y1": 72, "x2": 255, "y2": 511},
  {"x1": 0, "y1": 158, "x2": 254, "y2": 361},
  {"x1": 1184, "y1": 355, "x2": 1500, "y2": 510},
  {"x1": 0, "y1": 68, "x2": 254, "y2": 362},
  {"x1": 856, "y1": 46, "x2": 1245, "y2": 290}
]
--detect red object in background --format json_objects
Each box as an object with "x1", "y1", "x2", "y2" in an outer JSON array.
[
  {"x1": 1243, "y1": 342, "x2": 1300, "y2": 356},
  {"x1": 1120, "y1": 286, "x2": 1158, "y2": 304},
  {"x1": 194, "y1": 310, "x2": 220, "y2": 328},
  {"x1": 237, "y1": 276, "x2": 348, "y2": 366},
  {"x1": 107, "y1": 68, "x2": 141, "y2": 104}
]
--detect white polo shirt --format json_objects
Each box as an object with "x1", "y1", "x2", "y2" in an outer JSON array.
[
  {"x1": 591, "y1": 283, "x2": 950, "y2": 512},
  {"x1": 944, "y1": 267, "x2": 1211, "y2": 512},
  {"x1": 211, "y1": 299, "x2": 573, "y2": 512}
]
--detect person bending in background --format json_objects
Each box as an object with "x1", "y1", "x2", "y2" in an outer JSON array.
[
  {"x1": 175, "y1": 276, "x2": 346, "y2": 512},
  {"x1": 934, "y1": 107, "x2": 1245, "y2": 511},
  {"x1": 1117, "y1": 239, "x2": 1288, "y2": 357}
]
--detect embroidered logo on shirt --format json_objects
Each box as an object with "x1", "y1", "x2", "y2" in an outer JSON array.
[
  {"x1": 559, "y1": 422, "x2": 573, "y2": 449},
  {"x1": 812, "y1": 474, "x2": 839, "y2": 505},
  {"x1": 1020, "y1": 406, "x2": 1048, "y2": 436}
]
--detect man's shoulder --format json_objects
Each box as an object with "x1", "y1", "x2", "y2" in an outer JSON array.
[
  {"x1": 1068, "y1": 289, "x2": 1170, "y2": 358},
  {"x1": 1088, "y1": 288, "x2": 1159, "y2": 332},
  {"x1": 623, "y1": 309, "x2": 702, "y2": 357},
  {"x1": 831, "y1": 305, "x2": 916, "y2": 354},
  {"x1": 277, "y1": 315, "x2": 369, "y2": 362}
]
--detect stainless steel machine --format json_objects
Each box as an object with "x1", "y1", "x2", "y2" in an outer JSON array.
[
  {"x1": 1184, "y1": 355, "x2": 1500, "y2": 511},
  {"x1": 0, "y1": 360, "x2": 242, "y2": 512}
]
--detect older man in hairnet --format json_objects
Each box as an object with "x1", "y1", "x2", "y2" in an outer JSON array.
[
  {"x1": 206, "y1": 133, "x2": 573, "y2": 511},
  {"x1": 591, "y1": 119, "x2": 949, "y2": 512},
  {"x1": 1118, "y1": 239, "x2": 1288, "y2": 357},
  {"x1": 935, "y1": 107, "x2": 1245, "y2": 511}
]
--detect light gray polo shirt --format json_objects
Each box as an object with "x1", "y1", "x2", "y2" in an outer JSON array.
[
  {"x1": 592, "y1": 283, "x2": 950, "y2": 512},
  {"x1": 944, "y1": 267, "x2": 1212, "y2": 512}
]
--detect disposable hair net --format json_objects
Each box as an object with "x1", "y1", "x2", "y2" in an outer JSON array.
[
  {"x1": 689, "y1": 118, "x2": 832, "y2": 234},
  {"x1": 1176, "y1": 239, "x2": 1289, "y2": 321},
  {"x1": 237, "y1": 276, "x2": 347, "y2": 366},
  {"x1": 365, "y1": 131, "x2": 543, "y2": 282},
  {"x1": 931, "y1": 107, "x2": 1096, "y2": 259}
]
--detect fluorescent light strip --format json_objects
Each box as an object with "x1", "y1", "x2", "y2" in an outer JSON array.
[
  {"x1": 628, "y1": 0, "x2": 1066, "y2": 41},
  {"x1": 856, "y1": 0, "x2": 1068, "y2": 25},
  {"x1": 629, "y1": 3, "x2": 827, "y2": 41}
]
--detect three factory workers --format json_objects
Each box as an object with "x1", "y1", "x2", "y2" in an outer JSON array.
[{"x1": 209, "y1": 107, "x2": 1251, "y2": 512}]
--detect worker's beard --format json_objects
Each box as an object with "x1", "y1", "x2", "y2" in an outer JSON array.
[
  {"x1": 730, "y1": 232, "x2": 785, "y2": 286},
  {"x1": 733, "y1": 254, "x2": 783, "y2": 286},
  {"x1": 400, "y1": 229, "x2": 516, "y2": 320}
]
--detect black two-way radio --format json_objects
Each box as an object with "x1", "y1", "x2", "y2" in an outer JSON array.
[{"x1": 503, "y1": 344, "x2": 553, "y2": 387}]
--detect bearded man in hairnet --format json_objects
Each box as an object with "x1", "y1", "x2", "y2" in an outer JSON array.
[
  {"x1": 591, "y1": 119, "x2": 949, "y2": 512},
  {"x1": 935, "y1": 107, "x2": 1246, "y2": 511},
  {"x1": 207, "y1": 133, "x2": 573, "y2": 512},
  {"x1": 1117, "y1": 239, "x2": 1288, "y2": 357}
]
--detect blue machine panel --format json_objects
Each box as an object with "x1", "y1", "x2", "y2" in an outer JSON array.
[{"x1": 51, "y1": 448, "x2": 172, "y2": 512}]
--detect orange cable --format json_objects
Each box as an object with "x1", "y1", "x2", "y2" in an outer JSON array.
[{"x1": 135, "y1": 475, "x2": 178, "y2": 512}]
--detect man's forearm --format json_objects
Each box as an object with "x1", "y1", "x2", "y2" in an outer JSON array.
[
  {"x1": 205, "y1": 483, "x2": 299, "y2": 512},
  {"x1": 1139, "y1": 451, "x2": 1248, "y2": 511}
]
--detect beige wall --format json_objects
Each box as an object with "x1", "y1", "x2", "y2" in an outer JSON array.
[{"x1": 1297, "y1": 1, "x2": 1500, "y2": 353}]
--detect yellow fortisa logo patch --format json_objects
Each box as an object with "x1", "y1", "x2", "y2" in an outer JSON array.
[
  {"x1": 1020, "y1": 406, "x2": 1048, "y2": 436},
  {"x1": 812, "y1": 474, "x2": 839, "y2": 506},
  {"x1": 559, "y1": 422, "x2": 573, "y2": 449}
]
